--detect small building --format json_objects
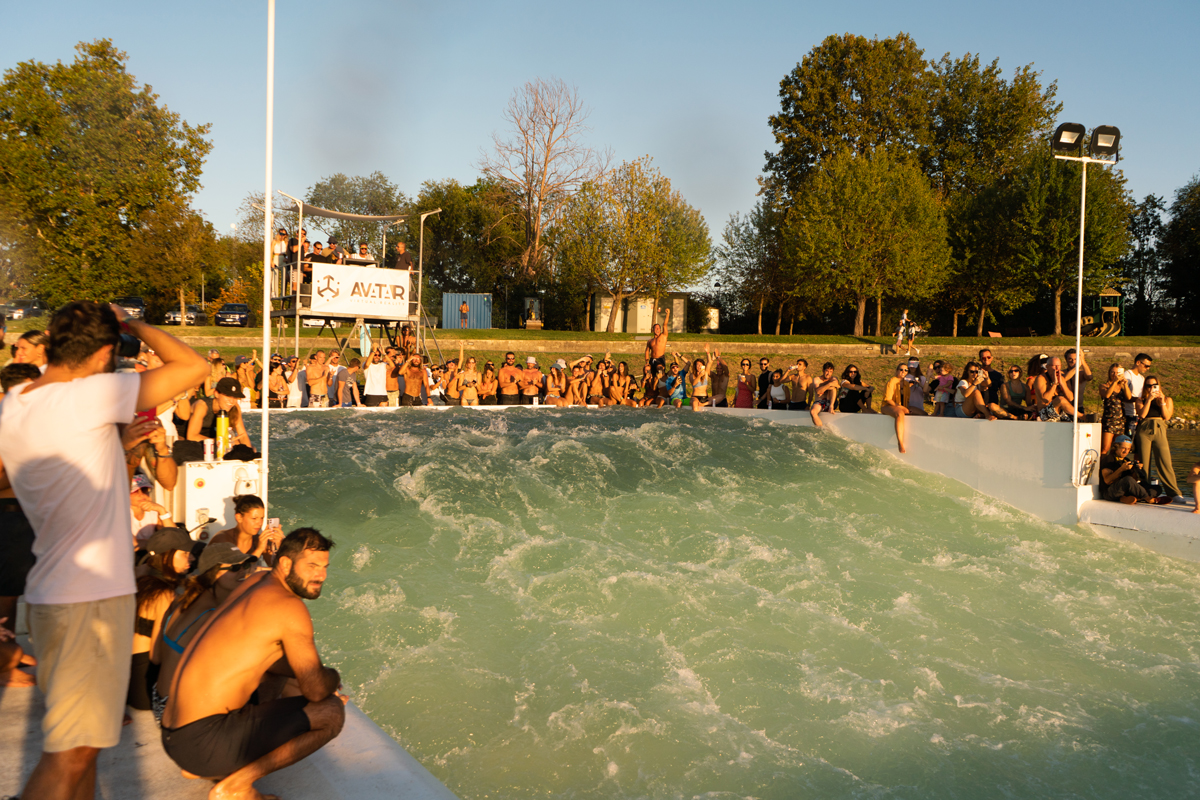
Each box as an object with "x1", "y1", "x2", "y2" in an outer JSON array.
[
  {"x1": 591, "y1": 292, "x2": 687, "y2": 334},
  {"x1": 442, "y1": 293, "x2": 492, "y2": 330}
]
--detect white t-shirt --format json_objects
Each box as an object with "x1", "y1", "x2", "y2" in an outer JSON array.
[
  {"x1": 1122, "y1": 369, "x2": 1144, "y2": 417},
  {"x1": 0, "y1": 372, "x2": 140, "y2": 604},
  {"x1": 132, "y1": 508, "x2": 160, "y2": 547},
  {"x1": 363, "y1": 362, "x2": 388, "y2": 396}
]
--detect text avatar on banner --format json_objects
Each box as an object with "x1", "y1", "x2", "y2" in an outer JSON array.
[{"x1": 310, "y1": 264, "x2": 413, "y2": 319}]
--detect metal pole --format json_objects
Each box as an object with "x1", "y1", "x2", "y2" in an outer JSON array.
[
  {"x1": 418, "y1": 217, "x2": 424, "y2": 358},
  {"x1": 416, "y1": 210, "x2": 442, "y2": 358},
  {"x1": 1071, "y1": 160, "x2": 1087, "y2": 485},
  {"x1": 296, "y1": 203, "x2": 303, "y2": 358},
  {"x1": 259, "y1": 0, "x2": 276, "y2": 509}
]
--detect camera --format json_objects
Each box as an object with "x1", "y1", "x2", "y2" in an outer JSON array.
[{"x1": 117, "y1": 332, "x2": 141, "y2": 359}]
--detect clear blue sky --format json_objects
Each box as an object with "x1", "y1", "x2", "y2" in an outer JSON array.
[{"x1": 5, "y1": 0, "x2": 1198, "y2": 241}]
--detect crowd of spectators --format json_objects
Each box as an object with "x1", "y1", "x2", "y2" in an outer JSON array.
[
  {"x1": 1, "y1": 300, "x2": 1197, "y2": 797},
  {"x1": 0, "y1": 303, "x2": 344, "y2": 799}
]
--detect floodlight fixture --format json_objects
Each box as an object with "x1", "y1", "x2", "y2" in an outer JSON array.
[
  {"x1": 1088, "y1": 125, "x2": 1120, "y2": 160},
  {"x1": 1050, "y1": 122, "x2": 1086, "y2": 154}
]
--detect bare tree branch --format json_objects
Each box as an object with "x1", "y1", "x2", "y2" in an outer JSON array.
[{"x1": 479, "y1": 77, "x2": 610, "y2": 279}]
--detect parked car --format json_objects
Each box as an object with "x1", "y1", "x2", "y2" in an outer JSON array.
[
  {"x1": 214, "y1": 303, "x2": 252, "y2": 327},
  {"x1": 164, "y1": 304, "x2": 209, "y2": 326},
  {"x1": 7, "y1": 298, "x2": 46, "y2": 320},
  {"x1": 112, "y1": 296, "x2": 146, "y2": 320}
]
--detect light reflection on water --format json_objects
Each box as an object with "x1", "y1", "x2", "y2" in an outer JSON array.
[{"x1": 250, "y1": 410, "x2": 1200, "y2": 799}]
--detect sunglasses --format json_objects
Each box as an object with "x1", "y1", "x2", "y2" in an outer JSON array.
[
  {"x1": 223, "y1": 559, "x2": 254, "y2": 574},
  {"x1": 1009, "y1": 369, "x2": 1020, "y2": 375}
]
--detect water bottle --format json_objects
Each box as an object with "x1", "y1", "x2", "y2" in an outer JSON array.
[{"x1": 215, "y1": 409, "x2": 230, "y2": 459}]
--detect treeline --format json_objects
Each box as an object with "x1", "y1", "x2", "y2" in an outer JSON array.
[
  {"x1": 0, "y1": 40, "x2": 265, "y2": 323},
  {"x1": 713, "y1": 32, "x2": 1200, "y2": 338},
  {"x1": 4, "y1": 38, "x2": 1198, "y2": 336}
]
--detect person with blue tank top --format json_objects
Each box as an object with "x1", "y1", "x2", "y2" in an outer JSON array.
[{"x1": 150, "y1": 543, "x2": 257, "y2": 724}]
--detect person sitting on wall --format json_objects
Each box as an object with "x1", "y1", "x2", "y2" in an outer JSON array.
[
  {"x1": 178, "y1": 377, "x2": 258, "y2": 461},
  {"x1": 1099, "y1": 435, "x2": 1170, "y2": 505},
  {"x1": 160, "y1": 528, "x2": 345, "y2": 796}
]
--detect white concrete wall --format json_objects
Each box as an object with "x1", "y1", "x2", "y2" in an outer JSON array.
[{"x1": 713, "y1": 409, "x2": 1099, "y2": 526}]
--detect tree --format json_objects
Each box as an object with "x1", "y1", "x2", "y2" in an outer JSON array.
[
  {"x1": 305, "y1": 171, "x2": 409, "y2": 254},
  {"x1": 944, "y1": 176, "x2": 1037, "y2": 336},
  {"x1": 1161, "y1": 177, "x2": 1200, "y2": 332},
  {"x1": 127, "y1": 202, "x2": 224, "y2": 322},
  {"x1": 479, "y1": 77, "x2": 609, "y2": 279},
  {"x1": 765, "y1": 33, "x2": 932, "y2": 199},
  {"x1": 713, "y1": 201, "x2": 790, "y2": 334},
  {"x1": 411, "y1": 178, "x2": 522, "y2": 293},
  {"x1": 782, "y1": 147, "x2": 949, "y2": 337},
  {"x1": 0, "y1": 40, "x2": 211, "y2": 308},
  {"x1": 558, "y1": 158, "x2": 711, "y2": 333},
  {"x1": 1016, "y1": 148, "x2": 1132, "y2": 335},
  {"x1": 1118, "y1": 194, "x2": 1166, "y2": 334},
  {"x1": 924, "y1": 53, "x2": 1059, "y2": 201}
]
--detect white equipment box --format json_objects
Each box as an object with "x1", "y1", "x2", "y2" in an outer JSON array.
[{"x1": 172, "y1": 459, "x2": 262, "y2": 542}]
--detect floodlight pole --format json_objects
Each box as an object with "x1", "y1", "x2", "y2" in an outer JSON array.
[
  {"x1": 417, "y1": 209, "x2": 441, "y2": 357},
  {"x1": 1054, "y1": 152, "x2": 1114, "y2": 487},
  {"x1": 258, "y1": 0, "x2": 276, "y2": 510}
]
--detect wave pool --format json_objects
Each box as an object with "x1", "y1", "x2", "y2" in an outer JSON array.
[{"x1": 254, "y1": 409, "x2": 1200, "y2": 799}]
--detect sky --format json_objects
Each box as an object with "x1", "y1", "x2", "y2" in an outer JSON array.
[{"x1": 5, "y1": 0, "x2": 1199, "y2": 243}]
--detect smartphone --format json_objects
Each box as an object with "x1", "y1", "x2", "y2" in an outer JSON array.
[
  {"x1": 135, "y1": 408, "x2": 157, "y2": 423},
  {"x1": 267, "y1": 517, "x2": 280, "y2": 529}
]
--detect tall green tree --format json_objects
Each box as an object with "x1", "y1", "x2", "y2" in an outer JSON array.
[
  {"x1": 714, "y1": 201, "x2": 785, "y2": 334},
  {"x1": 411, "y1": 178, "x2": 522, "y2": 294},
  {"x1": 1118, "y1": 194, "x2": 1166, "y2": 334},
  {"x1": 128, "y1": 202, "x2": 224, "y2": 321},
  {"x1": 305, "y1": 171, "x2": 409, "y2": 255},
  {"x1": 558, "y1": 158, "x2": 710, "y2": 333},
  {"x1": 924, "y1": 53, "x2": 1059, "y2": 201},
  {"x1": 1016, "y1": 148, "x2": 1132, "y2": 335},
  {"x1": 0, "y1": 40, "x2": 211, "y2": 307},
  {"x1": 782, "y1": 147, "x2": 949, "y2": 337},
  {"x1": 945, "y1": 175, "x2": 1037, "y2": 336},
  {"x1": 765, "y1": 33, "x2": 932, "y2": 199},
  {"x1": 1161, "y1": 177, "x2": 1200, "y2": 332}
]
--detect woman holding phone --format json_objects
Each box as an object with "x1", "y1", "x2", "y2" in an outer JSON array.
[
  {"x1": 208, "y1": 495, "x2": 284, "y2": 565},
  {"x1": 1135, "y1": 376, "x2": 1181, "y2": 500}
]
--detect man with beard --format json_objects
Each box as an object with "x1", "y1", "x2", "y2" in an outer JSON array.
[{"x1": 161, "y1": 528, "x2": 345, "y2": 798}]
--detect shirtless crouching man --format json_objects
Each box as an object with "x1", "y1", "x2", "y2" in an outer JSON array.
[{"x1": 161, "y1": 528, "x2": 344, "y2": 800}]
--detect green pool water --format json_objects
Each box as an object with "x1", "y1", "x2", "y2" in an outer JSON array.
[{"x1": 253, "y1": 409, "x2": 1200, "y2": 799}]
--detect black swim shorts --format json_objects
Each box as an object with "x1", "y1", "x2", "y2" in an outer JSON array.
[
  {"x1": 649, "y1": 356, "x2": 666, "y2": 372},
  {"x1": 162, "y1": 695, "x2": 311, "y2": 779},
  {"x1": 498, "y1": 394, "x2": 520, "y2": 405}
]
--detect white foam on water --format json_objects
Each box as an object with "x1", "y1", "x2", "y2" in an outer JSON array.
[
  {"x1": 253, "y1": 410, "x2": 1200, "y2": 800},
  {"x1": 350, "y1": 544, "x2": 371, "y2": 571}
]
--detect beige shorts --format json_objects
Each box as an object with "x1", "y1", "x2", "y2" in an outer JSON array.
[
  {"x1": 29, "y1": 594, "x2": 135, "y2": 751},
  {"x1": 387, "y1": 390, "x2": 399, "y2": 407}
]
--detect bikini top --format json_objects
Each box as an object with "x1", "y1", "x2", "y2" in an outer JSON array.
[{"x1": 161, "y1": 605, "x2": 214, "y2": 655}]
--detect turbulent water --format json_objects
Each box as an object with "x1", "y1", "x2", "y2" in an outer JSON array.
[{"x1": 253, "y1": 409, "x2": 1200, "y2": 800}]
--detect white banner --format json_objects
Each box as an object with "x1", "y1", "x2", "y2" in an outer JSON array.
[{"x1": 310, "y1": 264, "x2": 413, "y2": 319}]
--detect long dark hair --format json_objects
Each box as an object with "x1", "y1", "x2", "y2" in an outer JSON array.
[
  {"x1": 840, "y1": 364, "x2": 863, "y2": 385},
  {"x1": 136, "y1": 551, "x2": 187, "y2": 615}
]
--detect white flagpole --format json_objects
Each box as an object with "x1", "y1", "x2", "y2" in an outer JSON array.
[{"x1": 259, "y1": 0, "x2": 276, "y2": 508}]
